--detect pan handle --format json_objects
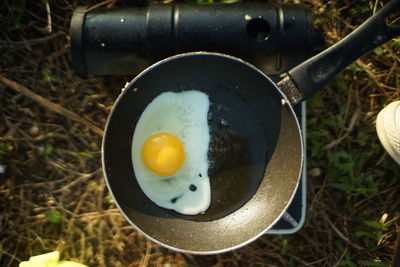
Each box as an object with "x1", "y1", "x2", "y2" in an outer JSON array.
[{"x1": 284, "y1": 0, "x2": 400, "y2": 102}]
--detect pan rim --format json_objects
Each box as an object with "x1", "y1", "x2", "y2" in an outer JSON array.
[{"x1": 101, "y1": 51, "x2": 305, "y2": 254}]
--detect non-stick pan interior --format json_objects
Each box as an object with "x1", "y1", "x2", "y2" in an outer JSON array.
[{"x1": 102, "y1": 53, "x2": 303, "y2": 253}]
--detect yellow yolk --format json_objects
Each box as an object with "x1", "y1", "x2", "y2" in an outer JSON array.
[{"x1": 141, "y1": 132, "x2": 185, "y2": 177}]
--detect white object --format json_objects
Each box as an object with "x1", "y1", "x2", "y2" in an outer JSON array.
[
  {"x1": 132, "y1": 90, "x2": 211, "y2": 215},
  {"x1": 0, "y1": 164, "x2": 6, "y2": 174},
  {"x1": 376, "y1": 101, "x2": 400, "y2": 165}
]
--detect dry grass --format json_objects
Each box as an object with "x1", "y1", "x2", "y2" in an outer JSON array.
[{"x1": 1, "y1": 0, "x2": 399, "y2": 266}]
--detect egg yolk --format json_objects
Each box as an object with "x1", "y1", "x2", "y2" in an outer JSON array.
[{"x1": 141, "y1": 132, "x2": 185, "y2": 177}]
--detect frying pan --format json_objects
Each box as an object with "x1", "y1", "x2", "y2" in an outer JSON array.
[{"x1": 102, "y1": 1, "x2": 400, "y2": 254}]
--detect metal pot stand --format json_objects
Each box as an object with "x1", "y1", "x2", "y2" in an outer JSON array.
[{"x1": 267, "y1": 101, "x2": 306, "y2": 234}]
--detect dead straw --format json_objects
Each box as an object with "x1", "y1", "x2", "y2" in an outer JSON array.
[{"x1": 0, "y1": 76, "x2": 104, "y2": 136}]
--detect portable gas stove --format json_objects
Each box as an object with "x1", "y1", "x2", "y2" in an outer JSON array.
[{"x1": 71, "y1": 2, "x2": 322, "y2": 235}]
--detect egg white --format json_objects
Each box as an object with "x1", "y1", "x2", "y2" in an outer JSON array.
[{"x1": 132, "y1": 90, "x2": 211, "y2": 215}]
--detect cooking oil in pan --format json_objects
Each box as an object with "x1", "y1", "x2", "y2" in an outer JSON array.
[{"x1": 166, "y1": 86, "x2": 272, "y2": 222}]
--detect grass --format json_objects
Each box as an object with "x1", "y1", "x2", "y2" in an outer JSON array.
[{"x1": 0, "y1": 0, "x2": 399, "y2": 266}]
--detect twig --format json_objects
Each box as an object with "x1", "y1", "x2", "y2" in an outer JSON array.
[
  {"x1": 383, "y1": 43, "x2": 400, "y2": 64},
  {"x1": 392, "y1": 225, "x2": 400, "y2": 267},
  {"x1": 322, "y1": 212, "x2": 365, "y2": 251},
  {"x1": 98, "y1": 219, "x2": 106, "y2": 267},
  {"x1": 308, "y1": 171, "x2": 329, "y2": 214},
  {"x1": 323, "y1": 107, "x2": 361, "y2": 150},
  {"x1": 139, "y1": 239, "x2": 152, "y2": 267},
  {"x1": 48, "y1": 160, "x2": 85, "y2": 176},
  {"x1": 356, "y1": 59, "x2": 399, "y2": 91},
  {"x1": 77, "y1": 209, "x2": 122, "y2": 218},
  {"x1": 332, "y1": 246, "x2": 349, "y2": 267},
  {"x1": 85, "y1": 0, "x2": 117, "y2": 13},
  {"x1": 53, "y1": 168, "x2": 101, "y2": 194},
  {"x1": 45, "y1": 0, "x2": 52, "y2": 33},
  {"x1": 373, "y1": 0, "x2": 379, "y2": 14},
  {"x1": 1, "y1": 47, "x2": 68, "y2": 73},
  {"x1": 307, "y1": 257, "x2": 330, "y2": 265},
  {"x1": 0, "y1": 76, "x2": 104, "y2": 136},
  {"x1": 0, "y1": 31, "x2": 64, "y2": 45}
]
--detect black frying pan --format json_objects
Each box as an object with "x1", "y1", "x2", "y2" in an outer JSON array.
[{"x1": 102, "y1": 1, "x2": 400, "y2": 254}]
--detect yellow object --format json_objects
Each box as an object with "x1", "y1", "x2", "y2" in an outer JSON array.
[
  {"x1": 19, "y1": 262, "x2": 48, "y2": 267},
  {"x1": 141, "y1": 132, "x2": 185, "y2": 176},
  {"x1": 20, "y1": 251, "x2": 60, "y2": 267},
  {"x1": 55, "y1": 261, "x2": 87, "y2": 267},
  {"x1": 19, "y1": 251, "x2": 87, "y2": 267}
]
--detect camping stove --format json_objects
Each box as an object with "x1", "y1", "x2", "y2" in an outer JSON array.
[
  {"x1": 267, "y1": 101, "x2": 306, "y2": 234},
  {"x1": 70, "y1": 2, "x2": 318, "y2": 234}
]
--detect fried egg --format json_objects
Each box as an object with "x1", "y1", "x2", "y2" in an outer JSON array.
[{"x1": 131, "y1": 90, "x2": 211, "y2": 215}]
